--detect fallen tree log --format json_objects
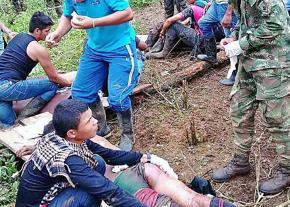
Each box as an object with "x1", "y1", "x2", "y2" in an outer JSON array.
[{"x1": 132, "y1": 51, "x2": 229, "y2": 95}]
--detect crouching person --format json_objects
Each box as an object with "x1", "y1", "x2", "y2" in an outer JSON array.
[{"x1": 0, "y1": 12, "x2": 72, "y2": 128}]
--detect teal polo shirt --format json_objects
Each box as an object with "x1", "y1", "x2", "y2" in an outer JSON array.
[{"x1": 63, "y1": 0, "x2": 132, "y2": 52}]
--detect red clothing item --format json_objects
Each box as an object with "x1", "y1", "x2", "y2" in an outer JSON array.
[{"x1": 134, "y1": 188, "x2": 159, "y2": 207}]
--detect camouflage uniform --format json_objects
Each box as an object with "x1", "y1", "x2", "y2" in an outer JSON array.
[
  {"x1": 164, "y1": 0, "x2": 188, "y2": 18},
  {"x1": 230, "y1": 0, "x2": 290, "y2": 168}
]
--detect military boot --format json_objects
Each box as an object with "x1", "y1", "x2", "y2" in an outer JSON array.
[
  {"x1": 259, "y1": 167, "x2": 290, "y2": 195},
  {"x1": 117, "y1": 109, "x2": 135, "y2": 151},
  {"x1": 89, "y1": 101, "x2": 111, "y2": 137},
  {"x1": 145, "y1": 34, "x2": 176, "y2": 59},
  {"x1": 18, "y1": 97, "x2": 48, "y2": 119},
  {"x1": 212, "y1": 154, "x2": 250, "y2": 182},
  {"x1": 197, "y1": 38, "x2": 217, "y2": 63}
]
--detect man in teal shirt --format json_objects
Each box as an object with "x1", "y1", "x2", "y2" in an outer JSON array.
[{"x1": 46, "y1": 0, "x2": 139, "y2": 151}]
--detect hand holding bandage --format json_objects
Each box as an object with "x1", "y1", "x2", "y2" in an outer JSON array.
[
  {"x1": 224, "y1": 40, "x2": 243, "y2": 58},
  {"x1": 150, "y1": 154, "x2": 178, "y2": 179},
  {"x1": 71, "y1": 12, "x2": 96, "y2": 29}
]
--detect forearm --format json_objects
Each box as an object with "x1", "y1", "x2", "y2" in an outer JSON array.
[
  {"x1": 86, "y1": 140, "x2": 143, "y2": 166},
  {"x1": 50, "y1": 74, "x2": 72, "y2": 87},
  {"x1": 225, "y1": 4, "x2": 233, "y2": 16},
  {"x1": 55, "y1": 15, "x2": 72, "y2": 37},
  {"x1": 93, "y1": 8, "x2": 133, "y2": 27},
  {"x1": 0, "y1": 22, "x2": 13, "y2": 35},
  {"x1": 160, "y1": 20, "x2": 172, "y2": 35}
]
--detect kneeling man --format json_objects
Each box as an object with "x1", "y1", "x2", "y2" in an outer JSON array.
[{"x1": 0, "y1": 12, "x2": 72, "y2": 128}]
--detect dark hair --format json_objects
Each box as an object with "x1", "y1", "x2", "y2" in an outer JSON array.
[
  {"x1": 29, "y1": 12, "x2": 53, "y2": 33},
  {"x1": 53, "y1": 99, "x2": 89, "y2": 138}
]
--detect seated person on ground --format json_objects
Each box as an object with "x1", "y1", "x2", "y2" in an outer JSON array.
[
  {"x1": 146, "y1": 0, "x2": 224, "y2": 60},
  {"x1": 0, "y1": 21, "x2": 17, "y2": 55},
  {"x1": 0, "y1": 12, "x2": 72, "y2": 128},
  {"x1": 197, "y1": 0, "x2": 238, "y2": 63},
  {"x1": 16, "y1": 99, "x2": 236, "y2": 207}
]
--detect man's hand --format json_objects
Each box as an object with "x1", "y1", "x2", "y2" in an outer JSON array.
[
  {"x1": 46, "y1": 31, "x2": 62, "y2": 48},
  {"x1": 224, "y1": 40, "x2": 243, "y2": 57},
  {"x1": 150, "y1": 154, "x2": 178, "y2": 179},
  {"x1": 220, "y1": 37, "x2": 234, "y2": 50},
  {"x1": 71, "y1": 14, "x2": 94, "y2": 29},
  {"x1": 8, "y1": 32, "x2": 17, "y2": 40},
  {"x1": 16, "y1": 145, "x2": 34, "y2": 157}
]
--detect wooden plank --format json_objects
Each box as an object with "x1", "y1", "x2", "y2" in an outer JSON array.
[
  {"x1": 20, "y1": 112, "x2": 52, "y2": 126},
  {"x1": 0, "y1": 113, "x2": 52, "y2": 161}
]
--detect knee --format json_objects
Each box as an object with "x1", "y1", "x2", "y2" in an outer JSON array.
[
  {"x1": 144, "y1": 163, "x2": 169, "y2": 186},
  {"x1": 0, "y1": 102, "x2": 16, "y2": 126}
]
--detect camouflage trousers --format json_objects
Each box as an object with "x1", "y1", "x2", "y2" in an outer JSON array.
[
  {"x1": 164, "y1": 0, "x2": 187, "y2": 18},
  {"x1": 230, "y1": 58, "x2": 290, "y2": 168}
]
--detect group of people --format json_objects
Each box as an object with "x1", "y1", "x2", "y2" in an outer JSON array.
[{"x1": 0, "y1": 0, "x2": 290, "y2": 206}]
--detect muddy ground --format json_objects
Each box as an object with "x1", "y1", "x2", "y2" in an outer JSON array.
[{"x1": 107, "y1": 2, "x2": 289, "y2": 207}]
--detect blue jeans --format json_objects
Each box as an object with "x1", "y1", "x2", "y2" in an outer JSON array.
[
  {"x1": 72, "y1": 40, "x2": 139, "y2": 112},
  {"x1": 49, "y1": 155, "x2": 106, "y2": 207},
  {"x1": 0, "y1": 78, "x2": 58, "y2": 127},
  {"x1": 198, "y1": 1, "x2": 238, "y2": 39},
  {"x1": 0, "y1": 32, "x2": 4, "y2": 55}
]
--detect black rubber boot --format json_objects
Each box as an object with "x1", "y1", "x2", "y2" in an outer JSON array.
[
  {"x1": 117, "y1": 109, "x2": 135, "y2": 151},
  {"x1": 197, "y1": 38, "x2": 217, "y2": 63},
  {"x1": 212, "y1": 154, "x2": 250, "y2": 183},
  {"x1": 259, "y1": 167, "x2": 290, "y2": 195},
  {"x1": 89, "y1": 101, "x2": 111, "y2": 137},
  {"x1": 219, "y1": 69, "x2": 237, "y2": 86},
  {"x1": 145, "y1": 34, "x2": 176, "y2": 59},
  {"x1": 18, "y1": 97, "x2": 48, "y2": 119},
  {"x1": 150, "y1": 38, "x2": 164, "y2": 53}
]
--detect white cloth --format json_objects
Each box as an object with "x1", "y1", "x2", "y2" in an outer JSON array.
[
  {"x1": 224, "y1": 40, "x2": 243, "y2": 58},
  {"x1": 227, "y1": 56, "x2": 238, "y2": 79},
  {"x1": 151, "y1": 154, "x2": 178, "y2": 179}
]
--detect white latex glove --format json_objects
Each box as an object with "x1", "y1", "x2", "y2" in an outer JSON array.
[
  {"x1": 227, "y1": 56, "x2": 238, "y2": 79},
  {"x1": 151, "y1": 154, "x2": 178, "y2": 179},
  {"x1": 224, "y1": 40, "x2": 243, "y2": 58},
  {"x1": 112, "y1": 164, "x2": 129, "y2": 173}
]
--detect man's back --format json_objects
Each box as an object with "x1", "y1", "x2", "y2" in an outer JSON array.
[{"x1": 0, "y1": 33, "x2": 38, "y2": 81}]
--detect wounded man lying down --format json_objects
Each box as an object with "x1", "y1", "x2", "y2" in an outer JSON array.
[{"x1": 15, "y1": 99, "x2": 236, "y2": 207}]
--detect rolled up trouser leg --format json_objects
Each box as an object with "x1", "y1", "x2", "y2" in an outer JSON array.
[
  {"x1": 145, "y1": 25, "x2": 178, "y2": 59},
  {"x1": 230, "y1": 62, "x2": 258, "y2": 157}
]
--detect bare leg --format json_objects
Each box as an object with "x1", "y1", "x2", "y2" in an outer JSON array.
[{"x1": 144, "y1": 163, "x2": 211, "y2": 207}]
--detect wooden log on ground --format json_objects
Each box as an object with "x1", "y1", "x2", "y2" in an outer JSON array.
[{"x1": 133, "y1": 51, "x2": 229, "y2": 95}]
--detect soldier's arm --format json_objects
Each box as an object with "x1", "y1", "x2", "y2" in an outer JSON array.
[{"x1": 239, "y1": 0, "x2": 288, "y2": 50}]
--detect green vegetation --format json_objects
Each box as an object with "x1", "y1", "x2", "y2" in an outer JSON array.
[
  {"x1": 0, "y1": 144, "x2": 20, "y2": 206},
  {"x1": 0, "y1": 0, "x2": 156, "y2": 205}
]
